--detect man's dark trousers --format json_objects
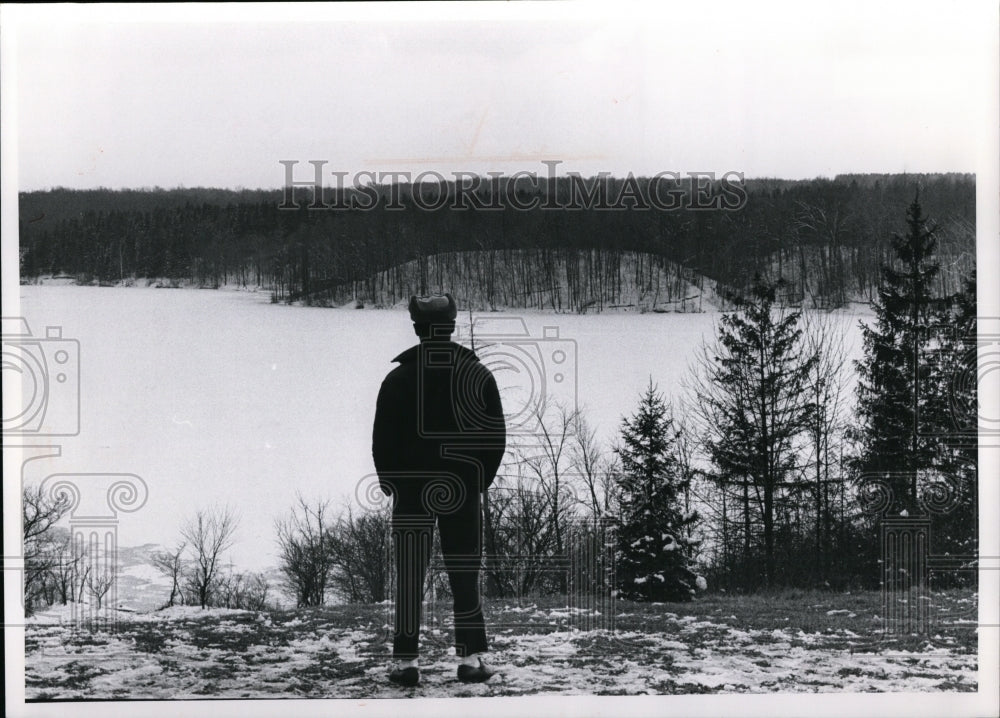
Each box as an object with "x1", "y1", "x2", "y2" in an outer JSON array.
[{"x1": 391, "y1": 479, "x2": 487, "y2": 660}]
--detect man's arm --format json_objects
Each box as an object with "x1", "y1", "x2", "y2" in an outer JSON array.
[
  {"x1": 372, "y1": 377, "x2": 399, "y2": 496},
  {"x1": 479, "y1": 370, "x2": 506, "y2": 491}
]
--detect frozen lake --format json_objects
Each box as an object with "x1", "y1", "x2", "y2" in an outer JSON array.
[{"x1": 12, "y1": 285, "x2": 867, "y2": 571}]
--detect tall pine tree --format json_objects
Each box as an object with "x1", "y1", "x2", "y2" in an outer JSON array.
[
  {"x1": 852, "y1": 195, "x2": 941, "y2": 514},
  {"x1": 920, "y1": 271, "x2": 977, "y2": 560},
  {"x1": 694, "y1": 276, "x2": 816, "y2": 587},
  {"x1": 614, "y1": 380, "x2": 701, "y2": 602}
]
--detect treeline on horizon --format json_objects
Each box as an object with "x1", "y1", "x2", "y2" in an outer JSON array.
[{"x1": 19, "y1": 172, "x2": 975, "y2": 311}]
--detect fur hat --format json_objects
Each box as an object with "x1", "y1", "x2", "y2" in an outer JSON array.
[{"x1": 408, "y1": 293, "x2": 457, "y2": 324}]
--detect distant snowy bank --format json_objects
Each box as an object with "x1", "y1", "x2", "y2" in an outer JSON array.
[
  {"x1": 20, "y1": 275, "x2": 876, "y2": 317},
  {"x1": 25, "y1": 601, "x2": 254, "y2": 625}
]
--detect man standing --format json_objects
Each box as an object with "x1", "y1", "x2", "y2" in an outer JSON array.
[{"x1": 372, "y1": 293, "x2": 506, "y2": 687}]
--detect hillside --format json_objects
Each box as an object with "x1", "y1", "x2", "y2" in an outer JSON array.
[
  {"x1": 18, "y1": 173, "x2": 975, "y2": 312},
  {"x1": 287, "y1": 249, "x2": 726, "y2": 313}
]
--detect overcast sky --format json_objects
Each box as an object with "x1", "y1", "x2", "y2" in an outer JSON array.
[{"x1": 5, "y1": 1, "x2": 996, "y2": 191}]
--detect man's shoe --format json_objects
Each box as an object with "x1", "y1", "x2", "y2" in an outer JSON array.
[
  {"x1": 388, "y1": 660, "x2": 419, "y2": 687},
  {"x1": 457, "y1": 654, "x2": 495, "y2": 683}
]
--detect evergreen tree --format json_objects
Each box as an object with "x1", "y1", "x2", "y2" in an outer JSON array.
[
  {"x1": 614, "y1": 380, "x2": 701, "y2": 601},
  {"x1": 851, "y1": 195, "x2": 941, "y2": 514},
  {"x1": 921, "y1": 270, "x2": 977, "y2": 560},
  {"x1": 694, "y1": 275, "x2": 816, "y2": 587}
]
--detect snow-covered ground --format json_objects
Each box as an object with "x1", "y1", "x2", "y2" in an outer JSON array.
[
  {"x1": 11, "y1": 285, "x2": 868, "y2": 572},
  {"x1": 23, "y1": 599, "x2": 976, "y2": 699}
]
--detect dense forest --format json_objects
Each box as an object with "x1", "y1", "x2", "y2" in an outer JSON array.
[{"x1": 19, "y1": 173, "x2": 974, "y2": 311}]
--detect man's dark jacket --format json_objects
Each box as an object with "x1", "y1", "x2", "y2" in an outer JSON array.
[{"x1": 373, "y1": 341, "x2": 506, "y2": 499}]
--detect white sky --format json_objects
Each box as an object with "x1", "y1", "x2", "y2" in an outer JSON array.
[{"x1": 4, "y1": 1, "x2": 997, "y2": 190}]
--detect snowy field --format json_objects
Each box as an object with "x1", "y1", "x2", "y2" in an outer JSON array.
[
  {"x1": 23, "y1": 590, "x2": 977, "y2": 699},
  {"x1": 13, "y1": 285, "x2": 868, "y2": 573}
]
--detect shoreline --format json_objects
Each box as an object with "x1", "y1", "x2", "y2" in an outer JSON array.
[{"x1": 19, "y1": 276, "x2": 878, "y2": 317}]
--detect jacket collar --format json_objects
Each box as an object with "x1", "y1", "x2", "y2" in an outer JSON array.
[{"x1": 391, "y1": 341, "x2": 478, "y2": 364}]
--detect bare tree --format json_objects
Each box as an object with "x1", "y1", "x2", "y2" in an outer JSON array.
[
  {"x1": 151, "y1": 542, "x2": 187, "y2": 608},
  {"x1": 569, "y1": 410, "x2": 620, "y2": 521},
  {"x1": 482, "y1": 464, "x2": 518, "y2": 598},
  {"x1": 673, "y1": 416, "x2": 701, "y2": 548},
  {"x1": 516, "y1": 399, "x2": 580, "y2": 592},
  {"x1": 22, "y1": 486, "x2": 71, "y2": 614},
  {"x1": 275, "y1": 495, "x2": 334, "y2": 607},
  {"x1": 801, "y1": 312, "x2": 851, "y2": 583},
  {"x1": 87, "y1": 569, "x2": 115, "y2": 609},
  {"x1": 242, "y1": 573, "x2": 271, "y2": 611},
  {"x1": 23, "y1": 485, "x2": 70, "y2": 542},
  {"x1": 478, "y1": 399, "x2": 598, "y2": 598},
  {"x1": 75, "y1": 562, "x2": 92, "y2": 604},
  {"x1": 181, "y1": 506, "x2": 239, "y2": 609},
  {"x1": 326, "y1": 504, "x2": 391, "y2": 604},
  {"x1": 509, "y1": 469, "x2": 564, "y2": 595},
  {"x1": 794, "y1": 198, "x2": 857, "y2": 308},
  {"x1": 215, "y1": 570, "x2": 271, "y2": 610},
  {"x1": 47, "y1": 530, "x2": 82, "y2": 606}
]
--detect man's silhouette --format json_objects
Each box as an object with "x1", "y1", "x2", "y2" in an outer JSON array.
[{"x1": 372, "y1": 293, "x2": 506, "y2": 686}]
